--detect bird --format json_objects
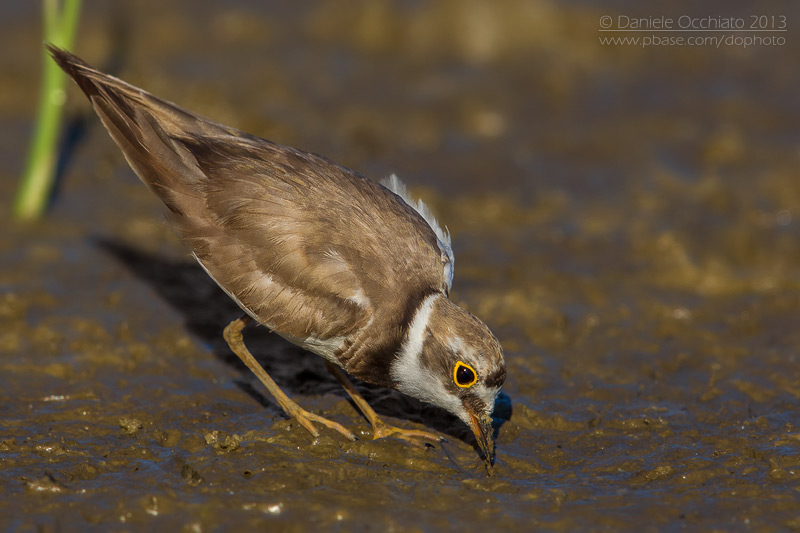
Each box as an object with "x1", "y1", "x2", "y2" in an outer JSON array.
[{"x1": 48, "y1": 45, "x2": 506, "y2": 470}]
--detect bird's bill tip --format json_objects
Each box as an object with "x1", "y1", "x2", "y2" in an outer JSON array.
[{"x1": 468, "y1": 411, "x2": 495, "y2": 471}]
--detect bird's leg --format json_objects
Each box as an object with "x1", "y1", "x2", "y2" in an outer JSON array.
[
  {"x1": 223, "y1": 316, "x2": 356, "y2": 441},
  {"x1": 324, "y1": 361, "x2": 443, "y2": 447}
]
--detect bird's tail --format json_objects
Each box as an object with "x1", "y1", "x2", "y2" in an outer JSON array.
[{"x1": 47, "y1": 44, "x2": 219, "y2": 219}]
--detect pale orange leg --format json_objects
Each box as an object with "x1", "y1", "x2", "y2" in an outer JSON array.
[
  {"x1": 324, "y1": 361, "x2": 443, "y2": 446},
  {"x1": 223, "y1": 316, "x2": 356, "y2": 441}
]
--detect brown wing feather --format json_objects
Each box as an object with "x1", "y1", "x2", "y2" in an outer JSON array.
[{"x1": 50, "y1": 46, "x2": 448, "y2": 344}]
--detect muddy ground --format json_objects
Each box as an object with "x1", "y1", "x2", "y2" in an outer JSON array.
[{"x1": 2, "y1": 0, "x2": 800, "y2": 530}]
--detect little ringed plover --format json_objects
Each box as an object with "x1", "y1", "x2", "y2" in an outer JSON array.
[{"x1": 48, "y1": 45, "x2": 506, "y2": 470}]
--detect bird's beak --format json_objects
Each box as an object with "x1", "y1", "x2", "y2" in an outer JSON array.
[{"x1": 468, "y1": 411, "x2": 495, "y2": 472}]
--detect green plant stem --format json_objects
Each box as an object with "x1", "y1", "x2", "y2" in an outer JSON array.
[{"x1": 13, "y1": 0, "x2": 82, "y2": 221}]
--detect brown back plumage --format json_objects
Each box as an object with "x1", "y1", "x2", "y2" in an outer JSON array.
[{"x1": 50, "y1": 46, "x2": 451, "y2": 382}]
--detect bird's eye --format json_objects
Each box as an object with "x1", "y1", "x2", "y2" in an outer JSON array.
[{"x1": 453, "y1": 361, "x2": 477, "y2": 388}]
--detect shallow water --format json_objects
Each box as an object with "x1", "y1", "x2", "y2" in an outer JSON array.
[{"x1": 2, "y1": 0, "x2": 800, "y2": 530}]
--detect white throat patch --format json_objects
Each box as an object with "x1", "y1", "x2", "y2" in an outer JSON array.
[
  {"x1": 390, "y1": 293, "x2": 464, "y2": 418},
  {"x1": 397, "y1": 292, "x2": 439, "y2": 365}
]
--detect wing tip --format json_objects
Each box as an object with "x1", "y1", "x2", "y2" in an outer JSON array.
[{"x1": 45, "y1": 43, "x2": 101, "y2": 99}]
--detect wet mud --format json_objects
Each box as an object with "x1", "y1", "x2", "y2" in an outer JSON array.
[{"x1": 2, "y1": 0, "x2": 800, "y2": 530}]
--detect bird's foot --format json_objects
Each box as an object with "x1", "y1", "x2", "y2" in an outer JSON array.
[
  {"x1": 370, "y1": 420, "x2": 443, "y2": 448},
  {"x1": 322, "y1": 361, "x2": 443, "y2": 447},
  {"x1": 287, "y1": 405, "x2": 357, "y2": 441}
]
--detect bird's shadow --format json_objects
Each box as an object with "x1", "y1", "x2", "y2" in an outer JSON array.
[{"x1": 94, "y1": 238, "x2": 511, "y2": 454}]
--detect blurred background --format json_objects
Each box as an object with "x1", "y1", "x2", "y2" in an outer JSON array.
[{"x1": 2, "y1": 0, "x2": 800, "y2": 530}]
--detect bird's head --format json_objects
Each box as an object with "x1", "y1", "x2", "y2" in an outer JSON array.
[{"x1": 390, "y1": 293, "x2": 506, "y2": 468}]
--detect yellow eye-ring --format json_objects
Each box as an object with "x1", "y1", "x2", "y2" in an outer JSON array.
[{"x1": 453, "y1": 361, "x2": 478, "y2": 388}]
